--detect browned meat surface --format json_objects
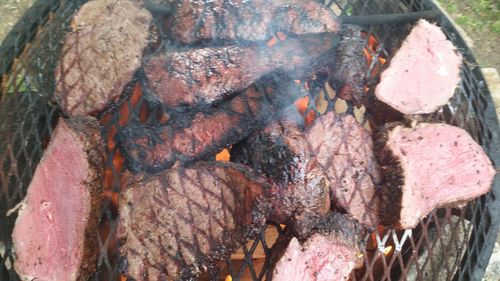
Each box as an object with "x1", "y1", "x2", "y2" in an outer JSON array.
[
  {"x1": 55, "y1": 0, "x2": 152, "y2": 116},
  {"x1": 375, "y1": 19, "x2": 462, "y2": 114},
  {"x1": 376, "y1": 122, "x2": 495, "y2": 229},
  {"x1": 231, "y1": 109, "x2": 331, "y2": 226},
  {"x1": 271, "y1": 212, "x2": 366, "y2": 281},
  {"x1": 327, "y1": 24, "x2": 369, "y2": 105},
  {"x1": 233, "y1": 111, "x2": 381, "y2": 228},
  {"x1": 117, "y1": 162, "x2": 271, "y2": 281},
  {"x1": 170, "y1": 0, "x2": 340, "y2": 44},
  {"x1": 117, "y1": 75, "x2": 306, "y2": 174},
  {"x1": 12, "y1": 117, "x2": 104, "y2": 281},
  {"x1": 144, "y1": 34, "x2": 338, "y2": 108}
]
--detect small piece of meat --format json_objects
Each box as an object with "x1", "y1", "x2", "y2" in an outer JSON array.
[
  {"x1": 375, "y1": 19, "x2": 463, "y2": 115},
  {"x1": 232, "y1": 109, "x2": 331, "y2": 225},
  {"x1": 271, "y1": 212, "x2": 366, "y2": 281},
  {"x1": 55, "y1": 0, "x2": 152, "y2": 116},
  {"x1": 376, "y1": 122, "x2": 495, "y2": 229},
  {"x1": 233, "y1": 111, "x2": 381, "y2": 228},
  {"x1": 144, "y1": 34, "x2": 338, "y2": 108},
  {"x1": 117, "y1": 162, "x2": 271, "y2": 281},
  {"x1": 326, "y1": 24, "x2": 369, "y2": 105},
  {"x1": 170, "y1": 0, "x2": 340, "y2": 44},
  {"x1": 11, "y1": 117, "x2": 104, "y2": 281},
  {"x1": 117, "y1": 75, "x2": 306, "y2": 174}
]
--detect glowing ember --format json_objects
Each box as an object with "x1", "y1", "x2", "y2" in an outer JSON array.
[{"x1": 216, "y1": 148, "x2": 231, "y2": 162}]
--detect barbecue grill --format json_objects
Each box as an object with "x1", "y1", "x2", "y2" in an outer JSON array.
[{"x1": 1, "y1": 0, "x2": 499, "y2": 280}]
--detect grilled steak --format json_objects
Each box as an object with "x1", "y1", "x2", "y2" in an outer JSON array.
[
  {"x1": 271, "y1": 212, "x2": 366, "y2": 281},
  {"x1": 117, "y1": 162, "x2": 271, "y2": 281},
  {"x1": 375, "y1": 19, "x2": 462, "y2": 114},
  {"x1": 376, "y1": 122, "x2": 495, "y2": 229},
  {"x1": 117, "y1": 75, "x2": 306, "y2": 174},
  {"x1": 170, "y1": 0, "x2": 340, "y2": 44},
  {"x1": 55, "y1": 0, "x2": 152, "y2": 116},
  {"x1": 233, "y1": 111, "x2": 381, "y2": 228},
  {"x1": 144, "y1": 34, "x2": 338, "y2": 109},
  {"x1": 327, "y1": 24, "x2": 369, "y2": 105},
  {"x1": 11, "y1": 117, "x2": 104, "y2": 281},
  {"x1": 232, "y1": 109, "x2": 331, "y2": 226}
]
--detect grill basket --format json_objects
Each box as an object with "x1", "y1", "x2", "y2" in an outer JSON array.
[{"x1": 0, "y1": 0, "x2": 499, "y2": 280}]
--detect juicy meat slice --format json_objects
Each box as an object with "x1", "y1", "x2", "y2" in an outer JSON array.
[
  {"x1": 375, "y1": 19, "x2": 463, "y2": 114},
  {"x1": 232, "y1": 109, "x2": 331, "y2": 225},
  {"x1": 170, "y1": 0, "x2": 340, "y2": 44},
  {"x1": 12, "y1": 117, "x2": 104, "y2": 281},
  {"x1": 117, "y1": 75, "x2": 306, "y2": 174},
  {"x1": 55, "y1": 0, "x2": 152, "y2": 116},
  {"x1": 376, "y1": 122, "x2": 495, "y2": 229},
  {"x1": 233, "y1": 111, "x2": 381, "y2": 228},
  {"x1": 144, "y1": 34, "x2": 338, "y2": 108},
  {"x1": 117, "y1": 162, "x2": 271, "y2": 281},
  {"x1": 271, "y1": 212, "x2": 366, "y2": 281},
  {"x1": 326, "y1": 24, "x2": 369, "y2": 105}
]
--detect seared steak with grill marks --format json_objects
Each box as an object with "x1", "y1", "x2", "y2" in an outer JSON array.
[
  {"x1": 326, "y1": 24, "x2": 369, "y2": 105},
  {"x1": 375, "y1": 19, "x2": 462, "y2": 114},
  {"x1": 271, "y1": 212, "x2": 366, "y2": 281},
  {"x1": 55, "y1": 0, "x2": 152, "y2": 116},
  {"x1": 117, "y1": 75, "x2": 306, "y2": 174},
  {"x1": 170, "y1": 0, "x2": 340, "y2": 44},
  {"x1": 376, "y1": 122, "x2": 495, "y2": 229},
  {"x1": 233, "y1": 111, "x2": 381, "y2": 228},
  {"x1": 117, "y1": 162, "x2": 271, "y2": 281},
  {"x1": 144, "y1": 34, "x2": 338, "y2": 109},
  {"x1": 12, "y1": 117, "x2": 104, "y2": 281}
]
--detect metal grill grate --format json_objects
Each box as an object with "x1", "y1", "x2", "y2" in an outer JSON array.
[{"x1": 0, "y1": 0, "x2": 499, "y2": 280}]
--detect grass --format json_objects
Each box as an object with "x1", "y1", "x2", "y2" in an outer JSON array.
[{"x1": 439, "y1": 0, "x2": 500, "y2": 34}]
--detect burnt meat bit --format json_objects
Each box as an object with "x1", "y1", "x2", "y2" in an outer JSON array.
[
  {"x1": 55, "y1": 0, "x2": 152, "y2": 116},
  {"x1": 12, "y1": 117, "x2": 104, "y2": 281},
  {"x1": 170, "y1": 0, "x2": 340, "y2": 44},
  {"x1": 117, "y1": 75, "x2": 306, "y2": 174},
  {"x1": 117, "y1": 162, "x2": 271, "y2": 281},
  {"x1": 144, "y1": 34, "x2": 339, "y2": 109},
  {"x1": 375, "y1": 19, "x2": 462, "y2": 114},
  {"x1": 376, "y1": 122, "x2": 495, "y2": 229},
  {"x1": 326, "y1": 24, "x2": 369, "y2": 105},
  {"x1": 233, "y1": 111, "x2": 381, "y2": 228},
  {"x1": 271, "y1": 212, "x2": 366, "y2": 281}
]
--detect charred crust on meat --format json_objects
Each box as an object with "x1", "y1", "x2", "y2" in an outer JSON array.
[{"x1": 374, "y1": 124, "x2": 405, "y2": 228}]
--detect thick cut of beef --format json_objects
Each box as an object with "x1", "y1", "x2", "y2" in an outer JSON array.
[
  {"x1": 117, "y1": 75, "x2": 306, "y2": 174},
  {"x1": 11, "y1": 117, "x2": 104, "y2": 281},
  {"x1": 326, "y1": 24, "x2": 369, "y2": 105},
  {"x1": 376, "y1": 122, "x2": 496, "y2": 229},
  {"x1": 232, "y1": 109, "x2": 331, "y2": 226},
  {"x1": 170, "y1": 0, "x2": 340, "y2": 44},
  {"x1": 117, "y1": 162, "x2": 271, "y2": 281},
  {"x1": 233, "y1": 111, "x2": 381, "y2": 228},
  {"x1": 375, "y1": 19, "x2": 462, "y2": 115},
  {"x1": 271, "y1": 212, "x2": 366, "y2": 281},
  {"x1": 144, "y1": 34, "x2": 338, "y2": 109},
  {"x1": 55, "y1": 0, "x2": 152, "y2": 116}
]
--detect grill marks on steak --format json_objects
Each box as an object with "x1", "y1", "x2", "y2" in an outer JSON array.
[
  {"x1": 233, "y1": 111, "x2": 381, "y2": 228},
  {"x1": 11, "y1": 117, "x2": 104, "y2": 281},
  {"x1": 327, "y1": 24, "x2": 369, "y2": 105},
  {"x1": 118, "y1": 75, "x2": 306, "y2": 174},
  {"x1": 55, "y1": 0, "x2": 152, "y2": 117},
  {"x1": 144, "y1": 34, "x2": 338, "y2": 108},
  {"x1": 271, "y1": 212, "x2": 366, "y2": 281},
  {"x1": 117, "y1": 162, "x2": 270, "y2": 281},
  {"x1": 375, "y1": 19, "x2": 463, "y2": 114},
  {"x1": 170, "y1": 0, "x2": 340, "y2": 44},
  {"x1": 376, "y1": 123, "x2": 495, "y2": 229}
]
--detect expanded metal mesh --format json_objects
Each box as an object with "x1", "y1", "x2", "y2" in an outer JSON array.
[{"x1": 0, "y1": 0, "x2": 499, "y2": 280}]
